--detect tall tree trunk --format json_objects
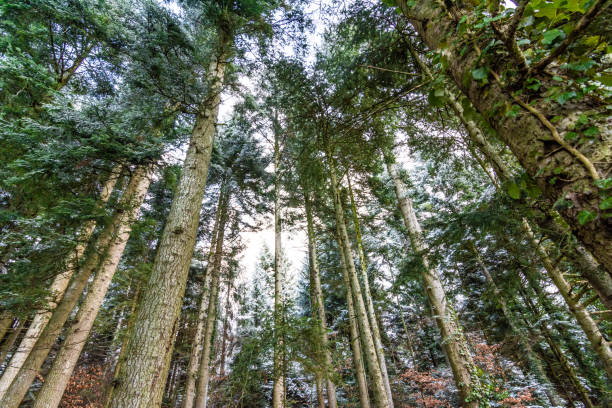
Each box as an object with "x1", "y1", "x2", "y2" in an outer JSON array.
[
  {"x1": 397, "y1": 0, "x2": 612, "y2": 273},
  {"x1": 272, "y1": 124, "x2": 286, "y2": 408},
  {"x1": 386, "y1": 159, "x2": 478, "y2": 407},
  {"x1": 521, "y1": 219, "x2": 612, "y2": 379},
  {"x1": 336, "y1": 238, "x2": 371, "y2": 408},
  {"x1": 0, "y1": 319, "x2": 25, "y2": 367},
  {"x1": 183, "y1": 191, "x2": 224, "y2": 408},
  {"x1": 0, "y1": 164, "x2": 122, "y2": 400},
  {"x1": 304, "y1": 191, "x2": 338, "y2": 408},
  {"x1": 32, "y1": 164, "x2": 153, "y2": 408},
  {"x1": 194, "y1": 189, "x2": 230, "y2": 408},
  {"x1": 104, "y1": 284, "x2": 141, "y2": 408},
  {"x1": 468, "y1": 242, "x2": 563, "y2": 406},
  {"x1": 108, "y1": 29, "x2": 231, "y2": 408},
  {"x1": 218, "y1": 270, "x2": 234, "y2": 378},
  {"x1": 347, "y1": 175, "x2": 394, "y2": 407},
  {"x1": 326, "y1": 146, "x2": 390, "y2": 408}
]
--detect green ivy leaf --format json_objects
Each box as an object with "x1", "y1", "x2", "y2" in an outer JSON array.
[
  {"x1": 542, "y1": 29, "x2": 565, "y2": 45},
  {"x1": 508, "y1": 182, "x2": 521, "y2": 199},
  {"x1": 600, "y1": 197, "x2": 612, "y2": 210},
  {"x1": 577, "y1": 210, "x2": 596, "y2": 225},
  {"x1": 472, "y1": 67, "x2": 488, "y2": 81},
  {"x1": 594, "y1": 178, "x2": 612, "y2": 190}
]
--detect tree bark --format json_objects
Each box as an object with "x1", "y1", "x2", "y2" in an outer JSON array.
[
  {"x1": 183, "y1": 191, "x2": 224, "y2": 408},
  {"x1": 327, "y1": 147, "x2": 390, "y2": 408},
  {"x1": 272, "y1": 125, "x2": 286, "y2": 408},
  {"x1": 194, "y1": 188, "x2": 230, "y2": 408},
  {"x1": 218, "y1": 269, "x2": 234, "y2": 378},
  {"x1": 397, "y1": 0, "x2": 612, "y2": 273},
  {"x1": 107, "y1": 29, "x2": 231, "y2": 408},
  {"x1": 0, "y1": 164, "x2": 122, "y2": 400},
  {"x1": 347, "y1": 175, "x2": 394, "y2": 407},
  {"x1": 32, "y1": 164, "x2": 153, "y2": 408},
  {"x1": 407, "y1": 40, "x2": 612, "y2": 312},
  {"x1": 304, "y1": 191, "x2": 338, "y2": 408},
  {"x1": 386, "y1": 159, "x2": 478, "y2": 407},
  {"x1": 0, "y1": 312, "x2": 13, "y2": 345},
  {"x1": 0, "y1": 319, "x2": 25, "y2": 367},
  {"x1": 336, "y1": 238, "x2": 371, "y2": 408}
]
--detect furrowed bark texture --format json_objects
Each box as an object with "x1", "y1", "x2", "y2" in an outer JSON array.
[
  {"x1": 194, "y1": 189, "x2": 229, "y2": 408},
  {"x1": 336, "y1": 237, "x2": 371, "y2": 408},
  {"x1": 304, "y1": 192, "x2": 338, "y2": 408},
  {"x1": 0, "y1": 164, "x2": 121, "y2": 401},
  {"x1": 327, "y1": 150, "x2": 390, "y2": 408},
  {"x1": 32, "y1": 164, "x2": 153, "y2": 408},
  {"x1": 272, "y1": 129, "x2": 285, "y2": 408},
  {"x1": 398, "y1": 0, "x2": 612, "y2": 273},
  {"x1": 108, "y1": 30, "x2": 230, "y2": 408},
  {"x1": 183, "y1": 193, "x2": 223, "y2": 408},
  {"x1": 347, "y1": 175, "x2": 394, "y2": 407},
  {"x1": 387, "y1": 160, "x2": 478, "y2": 407}
]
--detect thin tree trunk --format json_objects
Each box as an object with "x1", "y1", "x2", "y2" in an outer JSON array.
[
  {"x1": 218, "y1": 271, "x2": 233, "y2": 378},
  {"x1": 521, "y1": 219, "x2": 612, "y2": 380},
  {"x1": 183, "y1": 191, "x2": 224, "y2": 408},
  {"x1": 0, "y1": 313, "x2": 13, "y2": 345},
  {"x1": 397, "y1": 0, "x2": 612, "y2": 273},
  {"x1": 304, "y1": 191, "x2": 338, "y2": 408},
  {"x1": 108, "y1": 29, "x2": 231, "y2": 408},
  {"x1": 347, "y1": 175, "x2": 394, "y2": 407},
  {"x1": 337, "y1": 239, "x2": 370, "y2": 408},
  {"x1": 468, "y1": 242, "x2": 563, "y2": 406},
  {"x1": 0, "y1": 320, "x2": 25, "y2": 367},
  {"x1": 517, "y1": 282, "x2": 593, "y2": 407},
  {"x1": 104, "y1": 284, "x2": 141, "y2": 408},
  {"x1": 194, "y1": 189, "x2": 230, "y2": 408},
  {"x1": 0, "y1": 164, "x2": 122, "y2": 401},
  {"x1": 272, "y1": 124, "x2": 285, "y2": 408},
  {"x1": 386, "y1": 159, "x2": 478, "y2": 407},
  {"x1": 327, "y1": 146, "x2": 390, "y2": 408},
  {"x1": 32, "y1": 164, "x2": 153, "y2": 408}
]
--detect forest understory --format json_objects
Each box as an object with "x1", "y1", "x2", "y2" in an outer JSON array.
[{"x1": 0, "y1": 0, "x2": 611, "y2": 407}]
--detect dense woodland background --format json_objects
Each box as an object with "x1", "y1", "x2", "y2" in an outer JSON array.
[{"x1": 0, "y1": 0, "x2": 611, "y2": 407}]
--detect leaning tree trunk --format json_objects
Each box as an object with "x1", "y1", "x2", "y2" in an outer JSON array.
[
  {"x1": 406, "y1": 40, "x2": 612, "y2": 311},
  {"x1": 32, "y1": 164, "x2": 153, "y2": 408},
  {"x1": 336, "y1": 237, "x2": 371, "y2": 408},
  {"x1": 304, "y1": 191, "x2": 338, "y2": 408},
  {"x1": 194, "y1": 189, "x2": 230, "y2": 408},
  {"x1": 0, "y1": 164, "x2": 122, "y2": 400},
  {"x1": 327, "y1": 147, "x2": 391, "y2": 408},
  {"x1": 347, "y1": 175, "x2": 394, "y2": 407},
  {"x1": 386, "y1": 159, "x2": 479, "y2": 407},
  {"x1": 183, "y1": 190, "x2": 224, "y2": 408},
  {"x1": 272, "y1": 126, "x2": 286, "y2": 408},
  {"x1": 108, "y1": 29, "x2": 231, "y2": 408},
  {"x1": 397, "y1": 0, "x2": 612, "y2": 273}
]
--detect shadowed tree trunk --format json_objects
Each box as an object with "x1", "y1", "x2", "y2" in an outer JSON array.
[
  {"x1": 386, "y1": 158, "x2": 479, "y2": 407},
  {"x1": 107, "y1": 27, "x2": 232, "y2": 408}
]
